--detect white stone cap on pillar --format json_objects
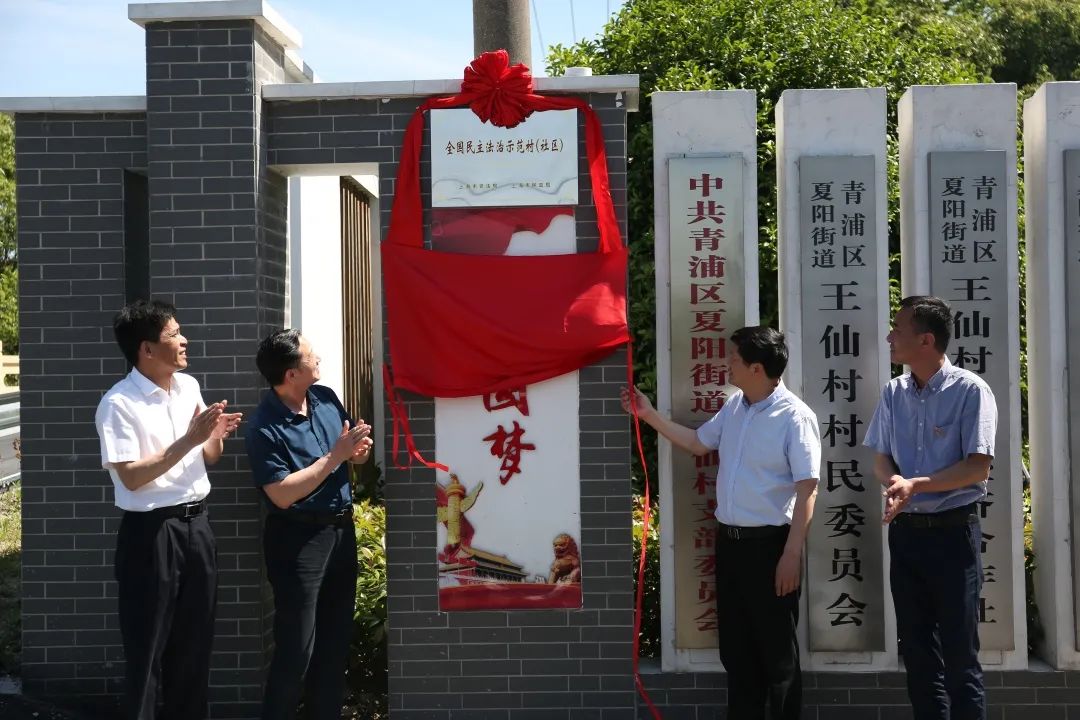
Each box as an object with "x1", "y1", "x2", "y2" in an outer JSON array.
[
  {"x1": 129, "y1": 1, "x2": 313, "y2": 82},
  {"x1": 262, "y1": 75, "x2": 641, "y2": 111},
  {"x1": 0, "y1": 96, "x2": 147, "y2": 114},
  {"x1": 128, "y1": 0, "x2": 302, "y2": 50}
]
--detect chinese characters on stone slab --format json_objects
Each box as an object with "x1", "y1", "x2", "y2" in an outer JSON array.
[
  {"x1": 928, "y1": 151, "x2": 1015, "y2": 649},
  {"x1": 668, "y1": 155, "x2": 747, "y2": 649},
  {"x1": 798, "y1": 156, "x2": 886, "y2": 651}
]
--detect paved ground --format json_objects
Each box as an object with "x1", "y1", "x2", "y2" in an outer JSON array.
[{"x1": 0, "y1": 695, "x2": 93, "y2": 719}]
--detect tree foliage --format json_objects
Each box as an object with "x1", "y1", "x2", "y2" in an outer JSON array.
[
  {"x1": 0, "y1": 115, "x2": 13, "y2": 265},
  {"x1": 0, "y1": 114, "x2": 14, "y2": 355},
  {"x1": 0, "y1": 267, "x2": 14, "y2": 360},
  {"x1": 969, "y1": 0, "x2": 1080, "y2": 89},
  {"x1": 347, "y1": 500, "x2": 388, "y2": 718},
  {"x1": 547, "y1": 0, "x2": 993, "y2": 498}
]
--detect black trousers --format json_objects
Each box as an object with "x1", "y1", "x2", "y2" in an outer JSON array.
[
  {"x1": 261, "y1": 513, "x2": 358, "y2": 720},
  {"x1": 115, "y1": 510, "x2": 217, "y2": 720},
  {"x1": 890, "y1": 518, "x2": 985, "y2": 720},
  {"x1": 714, "y1": 525, "x2": 801, "y2": 720}
]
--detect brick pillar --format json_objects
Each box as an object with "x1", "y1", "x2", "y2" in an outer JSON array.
[
  {"x1": 15, "y1": 110, "x2": 146, "y2": 713},
  {"x1": 143, "y1": 19, "x2": 287, "y2": 716},
  {"x1": 376, "y1": 93, "x2": 637, "y2": 718}
]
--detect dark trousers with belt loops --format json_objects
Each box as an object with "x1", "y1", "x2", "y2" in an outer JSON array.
[
  {"x1": 714, "y1": 523, "x2": 801, "y2": 720},
  {"x1": 261, "y1": 512, "x2": 358, "y2": 720},
  {"x1": 889, "y1": 505, "x2": 985, "y2": 720},
  {"x1": 115, "y1": 504, "x2": 217, "y2": 720}
]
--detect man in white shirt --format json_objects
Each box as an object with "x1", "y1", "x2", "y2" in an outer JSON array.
[
  {"x1": 95, "y1": 299, "x2": 241, "y2": 720},
  {"x1": 623, "y1": 326, "x2": 820, "y2": 720}
]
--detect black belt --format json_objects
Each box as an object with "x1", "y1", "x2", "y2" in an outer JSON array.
[
  {"x1": 143, "y1": 498, "x2": 206, "y2": 520},
  {"x1": 717, "y1": 522, "x2": 788, "y2": 540},
  {"x1": 892, "y1": 502, "x2": 978, "y2": 529},
  {"x1": 275, "y1": 507, "x2": 353, "y2": 527}
]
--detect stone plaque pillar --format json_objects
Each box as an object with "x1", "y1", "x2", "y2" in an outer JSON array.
[
  {"x1": 898, "y1": 83, "x2": 1025, "y2": 668},
  {"x1": 776, "y1": 88, "x2": 894, "y2": 669},
  {"x1": 652, "y1": 90, "x2": 759, "y2": 671},
  {"x1": 1024, "y1": 81, "x2": 1080, "y2": 669}
]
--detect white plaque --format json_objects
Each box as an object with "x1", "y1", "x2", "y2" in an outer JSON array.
[{"x1": 430, "y1": 109, "x2": 579, "y2": 207}]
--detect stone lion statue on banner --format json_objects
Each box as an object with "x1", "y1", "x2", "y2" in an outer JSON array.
[{"x1": 547, "y1": 533, "x2": 582, "y2": 584}]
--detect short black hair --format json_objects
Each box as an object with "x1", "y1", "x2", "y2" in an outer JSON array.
[
  {"x1": 256, "y1": 329, "x2": 303, "y2": 386},
  {"x1": 899, "y1": 295, "x2": 952, "y2": 353},
  {"x1": 112, "y1": 299, "x2": 177, "y2": 366},
  {"x1": 730, "y1": 326, "x2": 788, "y2": 379}
]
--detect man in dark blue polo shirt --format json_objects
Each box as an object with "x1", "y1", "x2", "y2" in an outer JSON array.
[{"x1": 246, "y1": 329, "x2": 373, "y2": 720}]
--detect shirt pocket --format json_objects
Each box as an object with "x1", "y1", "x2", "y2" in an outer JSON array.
[{"x1": 930, "y1": 421, "x2": 963, "y2": 458}]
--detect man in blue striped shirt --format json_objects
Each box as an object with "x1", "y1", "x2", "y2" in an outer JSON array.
[{"x1": 865, "y1": 296, "x2": 997, "y2": 720}]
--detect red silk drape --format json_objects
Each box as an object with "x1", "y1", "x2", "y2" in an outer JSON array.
[
  {"x1": 382, "y1": 72, "x2": 629, "y2": 399},
  {"x1": 380, "y1": 51, "x2": 661, "y2": 719}
]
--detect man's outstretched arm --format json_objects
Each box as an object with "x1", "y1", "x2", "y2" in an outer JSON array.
[{"x1": 621, "y1": 385, "x2": 712, "y2": 456}]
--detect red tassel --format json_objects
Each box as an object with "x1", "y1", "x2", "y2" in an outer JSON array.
[
  {"x1": 382, "y1": 364, "x2": 449, "y2": 473},
  {"x1": 627, "y1": 344, "x2": 664, "y2": 718}
]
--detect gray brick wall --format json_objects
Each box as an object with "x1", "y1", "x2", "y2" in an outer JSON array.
[
  {"x1": 253, "y1": 25, "x2": 290, "y2": 680},
  {"x1": 15, "y1": 110, "x2": 146, "y2": 714},
  {"x1": 640, "y1": 668, "x2": 1080, "y2": 719},
  {"x1": 380, "y1": 96, "x2": 635, "y2": 719},
  {"x1": 267, "y1": 92, "x2": 635, "y2": 718},
  {"x1": 143, "y1": 18, "x2": 288, "y2": 717}
]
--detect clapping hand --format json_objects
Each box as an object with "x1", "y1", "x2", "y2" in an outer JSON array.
[
  {"x1": 209, "y1": 400, "x2": 243, "y2": 440},
  {"x1": 350, "y1": 420, "x2": 374, "y2": 464},
  {"x1": 882, "y1": 475, "x2": 916, "y2": 524},
  {"x1": 331, "y1": 421, "x2": 372, "y2": 465},
  {"x1": 185, "y1": 402, "x2": 224, "y2": 446}
]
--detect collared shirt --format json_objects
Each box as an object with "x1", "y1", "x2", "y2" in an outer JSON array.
[
  {"x1": 863, "y1": 358, "x2": 996, "y2": 514},
  {"x1": 695, "y1": 381, "x2": 821, "y2": 527},
  {"x1": 95, "y1": 369, "x2": 210, "y2": 512},
  {"x1": 245, "y1": 383, "x2": 354, "y2": 514}
]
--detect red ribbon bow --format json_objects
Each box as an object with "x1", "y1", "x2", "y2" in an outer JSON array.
[{"x1": 459, "y1": 49, "x2": 535, "y2": 128}]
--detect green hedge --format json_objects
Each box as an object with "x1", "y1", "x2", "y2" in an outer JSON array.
[
  {"x1": 347, "y1": 500, "x2": 388, "y2": 718},
  {"x1": 633, "y1": 495, "x2": 662, "y2": 657}
]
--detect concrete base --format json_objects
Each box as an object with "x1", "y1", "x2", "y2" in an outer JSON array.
[{"x1": 638, "y1": 661, "x2": 1079, "y2": 719}]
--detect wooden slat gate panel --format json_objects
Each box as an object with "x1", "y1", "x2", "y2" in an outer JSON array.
[{"x1": 340, "y1": 178, "x2": 376, "y2": 491}]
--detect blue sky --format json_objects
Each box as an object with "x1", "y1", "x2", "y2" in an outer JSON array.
[{"x1": 0, "y1": 0, "x2": 626, "y2": 97}]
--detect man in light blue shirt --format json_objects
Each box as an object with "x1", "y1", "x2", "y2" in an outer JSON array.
[
  {"x1": 864, "y1": 296, "x2": 997, "y2": 720},
  {"x1": 624, "y1": 326, "x2": 820, "y2": 720}
]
